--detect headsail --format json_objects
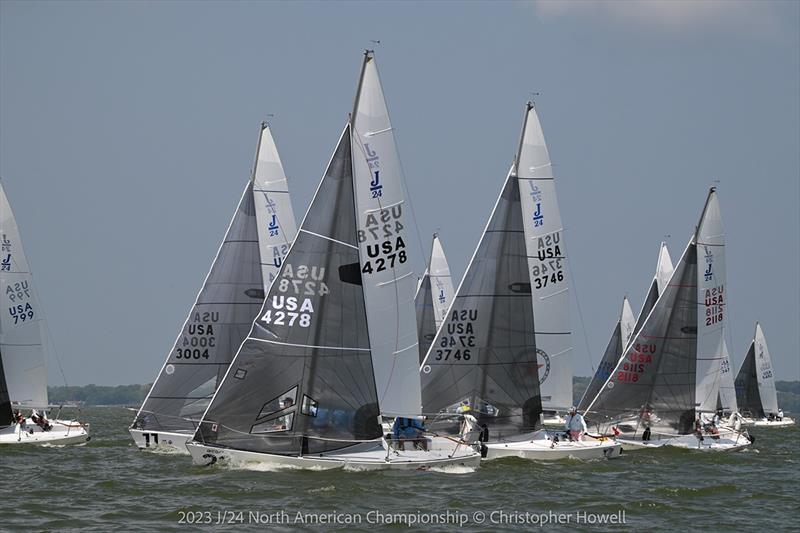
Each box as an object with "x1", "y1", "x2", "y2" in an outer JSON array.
[
  {"x1": 734, "y1": 338, "x2": 764, "y2": 418},
  {"x1": 421, "y1": 167, "x2": 542, "y2": 439},
  {"x1": 577, "y1": 297, "x2": 635, "y2": 412},
  {"x1": 196, "y1": 126, "x2": 382, "y2": 455},
  {"x1": 516, "y1": 103, "x2": 572, "y2": 411},
  {"x1": 415, "y1": 234, "x2": 455, "y2": 363},
  {"x1": 0, "y1": 182, "x2": 48, "y2": 410},
  {"x1": 351, "y1": 52, "x2": 420, "y2": 417},
  {"x1": 253, "y1": 123, "x2": 299, "y2": 287},
  {"x1": 134, "y1": 126, "x2": 297, "y2": 434},
  {"x1": 586, "y1": 188, "x2": 724, "y2": 436}
]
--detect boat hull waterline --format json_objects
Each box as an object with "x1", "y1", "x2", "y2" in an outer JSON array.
[
  {"x1": 186, "y1": 439, "x2": 482, "y2": 471},
  {"x1": 483, "y1": 432, "x2": 622, "y2": 461}
]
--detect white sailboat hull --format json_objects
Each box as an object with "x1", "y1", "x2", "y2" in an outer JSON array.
[
  {"x1": 0, "y1": 419, "x2": 89, "y2": 445},
  {"x1": 618, "y1": 431, "x2": 752, "y2": 452},
  {"x1": 129, "y1": 428, "x2": 192, "y2": 453},
  {"x1": 484, "y1": 431, "x2": 622, "y2": 461},
  {"x1": 751, "y1": 417, "x2": 795, "y2": 427},
  {"x1": 186, "y1": 437, "x2": 481, "y2": 471}
]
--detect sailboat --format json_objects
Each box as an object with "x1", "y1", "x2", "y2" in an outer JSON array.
[
  {"x1": 185, "y1": 51, "x2": 481, "y2": 470},
  {"x1": 130, "y1": 123, "x2": 298, "y2": 452},
  {"x1": 0, "y1": 182, "x2": 89, "y2": 445},
  {"x1": 577, "y1": 297, "x2": 636, "y2": 412},
  {"x1": 420, "y1": 102, "x2": 621, "y2": 461},
  {"x1": 415, "y1": 233, "x2": 455, "y2": 363},
  {"x1": 577, "y1": 243, "x2": 672, "y2": 413},
  {"x1": 735, "y1": 323, "x2": 795, "y2": 427},
  {"x1": 584, "y1": 188, "x2": 751, "y2": 451}
]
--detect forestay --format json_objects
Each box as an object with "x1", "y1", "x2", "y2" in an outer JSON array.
[
  {"x1": 0, "y1": 182, "x2": 48, "y2": 410},
  {"x1": 421, "y1": 167, "x2": 543, "y2": 440},
  {"x1": 415, "y1": 234, "x2": 455, "y2": 363},
  {"x1": 577, "y1": 297, "x2": 635, "y2": 412},
  {"x1": 516, "y1": 104, "x2": 572, "y2": 411},
  {"x1": 351, "y1": 53, "x2": 420, "y2": 417},
  {"x1": 196, "y1": 127, "x2": 382, "y2": 455}
]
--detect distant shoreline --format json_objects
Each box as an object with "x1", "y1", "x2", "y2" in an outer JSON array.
[{"x1": 47, "y1": 379, "x2": 800, "y2": 412}]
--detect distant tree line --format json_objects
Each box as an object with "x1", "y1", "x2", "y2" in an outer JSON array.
[
  {"x1": 48, "y1": 379, "x2": 800, "y2": 411},
  {"x1": 48, "y1": 384, "x2": 151, "y2": 406}
]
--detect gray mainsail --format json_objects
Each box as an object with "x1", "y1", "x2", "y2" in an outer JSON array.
[
  {"x1": 195, "y1": 126, "x2": 382, "y2": 455},
  {"x1": 420, "y1": 169, "x2": 542, "y2": 440},
  {"x1": 734, "y1": 342, "x2": 763, "y2": 418},
  {"x1": 133, "y1": 183, "x2": 266, "y2": 433}
]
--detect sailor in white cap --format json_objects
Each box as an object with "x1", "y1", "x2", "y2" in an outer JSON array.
[{"x1": 564, "y1": 406, "x2": 587, "y2": 442}]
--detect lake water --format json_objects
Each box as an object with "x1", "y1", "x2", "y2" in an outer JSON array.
[{"x1": 1, "y1": 406, "x2": 797, "y2": 531}]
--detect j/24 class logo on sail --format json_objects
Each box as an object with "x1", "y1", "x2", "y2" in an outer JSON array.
[
  {"x1": 268, "y1": 214, "x2": 280, "y2": 237},
  {"x1": 704, "y1": 246, "x2": 714, "y2": 282},
  {"x1": 528, "y1": 183, "x2": 543, "y2": 227},
  {"x1": 364, "y1": 143, "x2": 383, "y2": 198}
]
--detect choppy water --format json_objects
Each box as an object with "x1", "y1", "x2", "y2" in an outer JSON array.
[{"x1": 1, "y1": 406, "x2": 798, "y2": 531}]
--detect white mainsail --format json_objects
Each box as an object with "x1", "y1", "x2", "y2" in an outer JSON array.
[
  {"x1": 351, "y1": 54, "x2": 420, "y2": 417},
  {"x1": 0, "y1": 182, "x2": 48, "y2": 409},
  {"x1": 753, "y1": 323, "x2": 779, "y2": 415},
  {"x1": 253, "y1": 123, "x2": 299, "y2": 287},
  {"x1": 695, "y1": 191, "x2": 726, "y2": 413},
  {"x1": 516, "y1": 103, "x2": 572, "y2": 411}
]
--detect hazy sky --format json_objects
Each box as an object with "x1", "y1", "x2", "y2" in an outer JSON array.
[{"x1": 1, "y1": 0, "x2": 798, "y2": 386}]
